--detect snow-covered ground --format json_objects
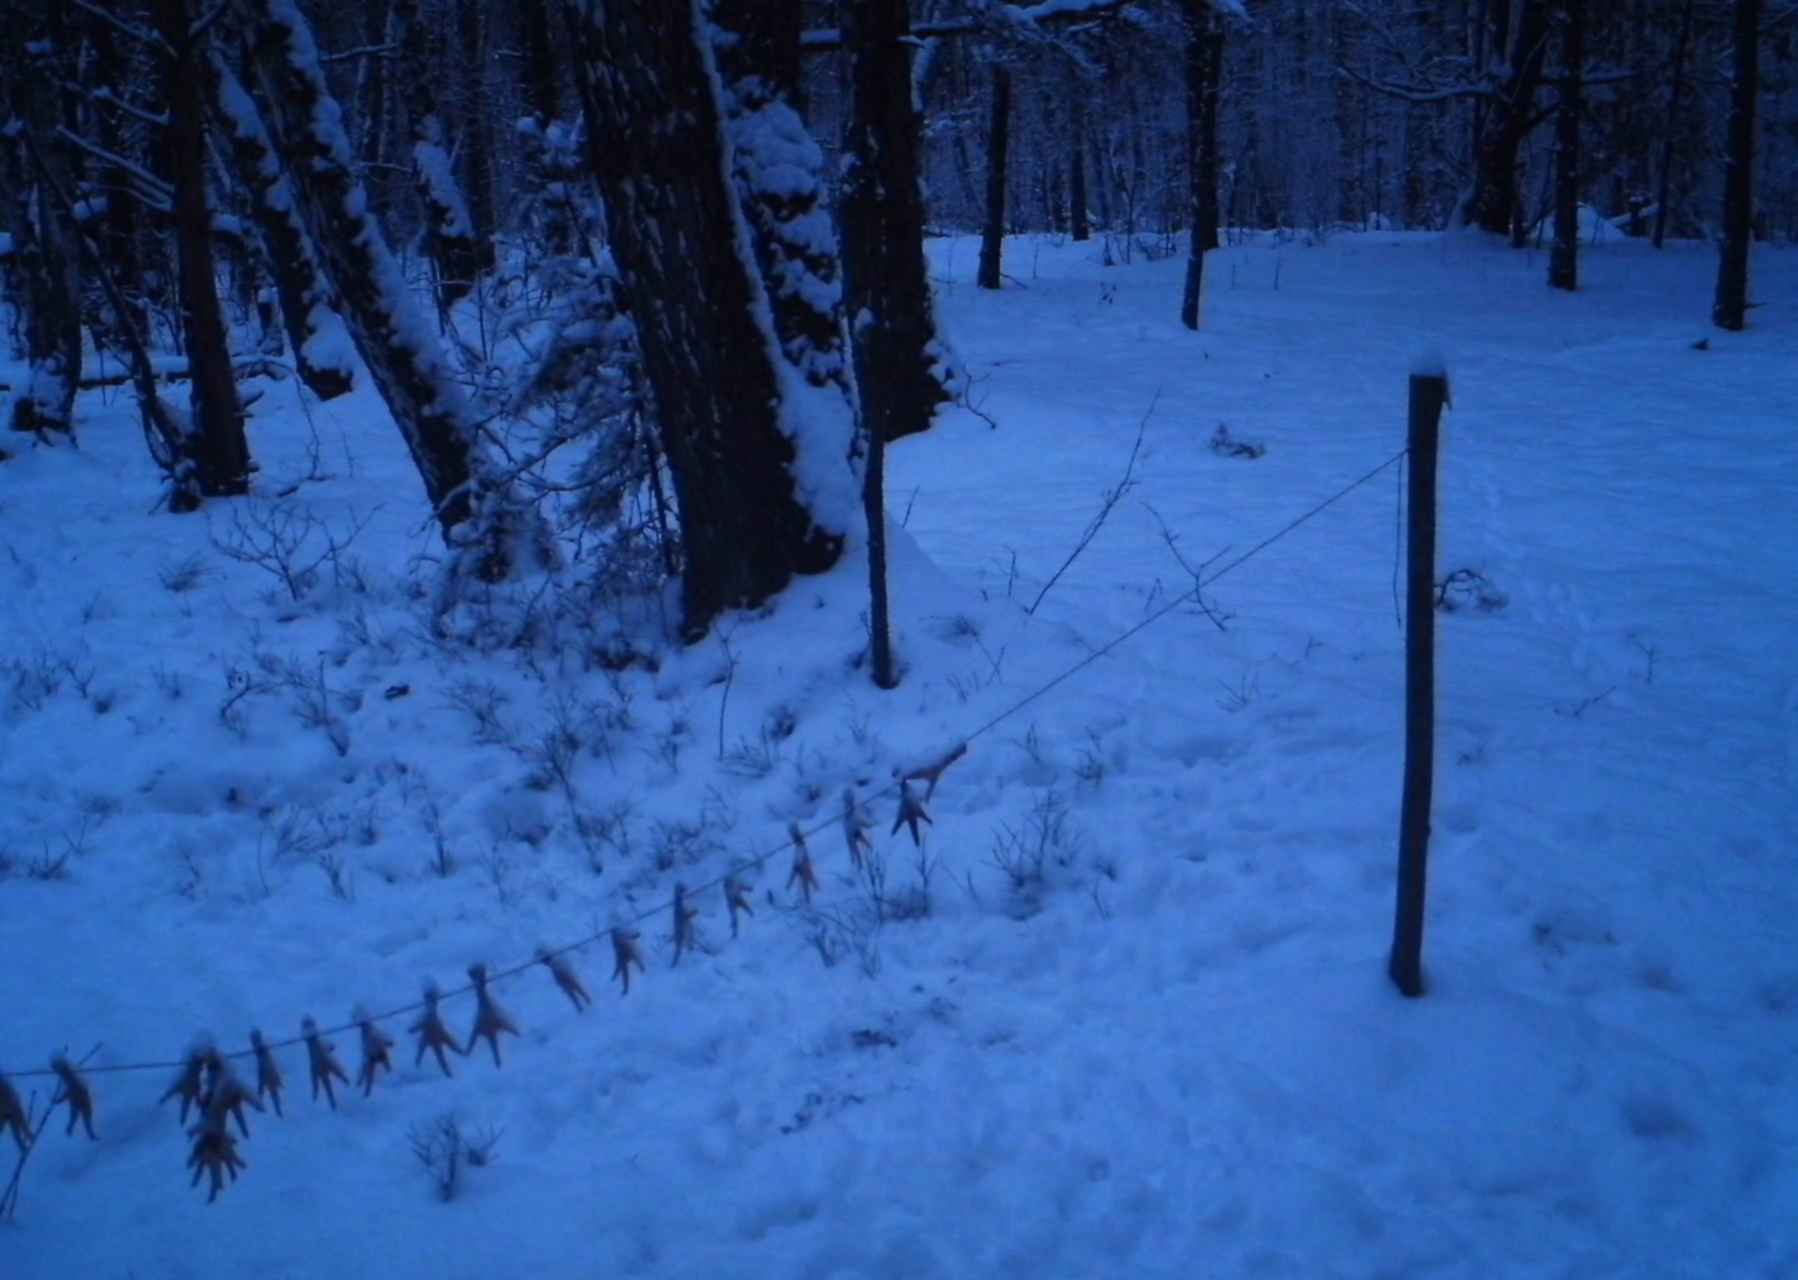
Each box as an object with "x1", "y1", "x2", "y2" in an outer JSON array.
[{"x1": 3, "y1": 231, "x2": 1794, "y2": 1278}]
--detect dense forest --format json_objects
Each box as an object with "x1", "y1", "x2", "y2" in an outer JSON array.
[{"x1": 3, "y1": 0, "x2": 1792, "y2": 641}]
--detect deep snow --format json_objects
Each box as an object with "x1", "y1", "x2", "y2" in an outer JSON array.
[{"x1": 2, "y1": 229, "x2": 1794, "y2": 1279}]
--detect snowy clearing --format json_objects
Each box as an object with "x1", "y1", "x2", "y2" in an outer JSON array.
[{"x1": 3, "y1": 231, "x2": 1795, "y2": 1278}]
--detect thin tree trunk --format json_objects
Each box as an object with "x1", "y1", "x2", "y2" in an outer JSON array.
[
  {"x1": 1069, "y1": 81, "x2": 1090, "y2": 242},
  {"x1": 565, "y1": 0, "x2": 851, "y2": 640},
  {"x1": 1712, "y1": 0, "x2": 1759, "y2": 331},
  {"x1": 205, "y1": 53, "x2": 355, "y2": 400},
  {"x1": 840, "y1": 0, "x2": 955, "y2": 443},
  {"x1": 1181, "y1": 2, "x2": 1225, "y2": 329},
  {"x1": 242, "y1": 0, "x2": 526, "y2": 577},
  {"x1": 160, "y1": 0, "x2": 251, "y2": 496},
  {"x1": 978, "y1": 65, "x2": 1012, "y2": 290},
  {"x1": 1652, "y1": 0, "x2": 1696, "y2": 249},
  {"x1": 1548, "y1": 0, "x2": 1583, "y2": 291}
]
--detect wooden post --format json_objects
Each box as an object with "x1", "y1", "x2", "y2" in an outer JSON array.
[{"x1": 1389, "y1": 368, "x2": 1448, "y2": 998}]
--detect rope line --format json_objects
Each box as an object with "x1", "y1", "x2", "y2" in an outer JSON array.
[{"x1": 2, "y1": 446, "x2": 1408, "y2": 1084}]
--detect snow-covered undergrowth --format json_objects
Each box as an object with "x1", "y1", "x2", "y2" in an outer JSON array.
[{"x1": 3, "y1": 232, "x2": 1794, "y2": 1277}]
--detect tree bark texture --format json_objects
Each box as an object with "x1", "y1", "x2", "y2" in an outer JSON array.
[
  {"x1": 204, "y1": 53, "x2": 355, "y2": 401},
  {"x1": 977, "y1": 65, "x2": 1011, "y2": 290},
  {"x1": 566, "y1": 0, "x2": 846, "y2": 640},
  {"x1": 242, "y1": 0, "x2": 518, "y2": 574},
  {"x1": 1712, "y1": 0, "x2": 1758, "y2": 331},
  {"x1": 1548, "y1": 0, "x2": 1583, "y2": 292},
  {"x1": 840, "y1": 0, "x2": 955, "y2": 442}
]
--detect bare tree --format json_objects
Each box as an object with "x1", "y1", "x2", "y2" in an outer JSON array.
[{"x1": 1713, "y1": 0, "x2": 1760, "y2": 331}]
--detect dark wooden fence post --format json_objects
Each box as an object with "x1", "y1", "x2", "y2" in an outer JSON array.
[{"x1": 1389, "y1": 368, "x2": 1449, "y2": 997}]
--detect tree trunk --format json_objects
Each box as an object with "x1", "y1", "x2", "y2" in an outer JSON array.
[
  {"x1": 242, "y1": 0, "x2": 526, "y2": 578},
  {"x1": 1713, "y1": 0, "x2": 1759, "y2": 331},
  {"x1": 1548, "y1": 0, "x2": 1583, "y2": 292},
  {"x1": 204, "y1": 53, "x2": 355, "y2": 401},
  {"x1": 158, "y1": 0, "x2": 252, "y2": 496},
  {"x1": 1460, "y1": 0, "x2": 1550, "y2": 236},
  {"x1": 978, "y1": 65, "x2": 1012, "y2": 290},
  {"x1": 565, "y1": 0, "x2": 852, "y2": 640},
  {"x1": 458, "y1": 0, "x2": 498, "y2": 249},
  {"x1": 1652, "y1": 0, "x2": 1696, "y2": 249},
  {"x1": 5, "y1": 31, "x2": 81, "y2": 439},
  {"x1": 711, "y1": 0, "x2": 852, "y2": 393},
  {"x1": 1181, "y1": 2, "x2": 1225, "y2": 330},
  {"x1": 840, "y1": 0, "x2": 956, "y2": 443},
  {"x1": 393, "y1": 0, "x2": 491, "y2": 307},
  {"x1": 1069, "y1": 81, "x2": 1090, "y2": 242}
]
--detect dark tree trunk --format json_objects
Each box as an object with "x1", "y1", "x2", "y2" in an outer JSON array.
[
  {"x1": 524, "y1": 0, "x2": 560, "y2": 121},
  {"x1": 394, "y1": 0, "x2": 492, "y2": 307},
  {"x1": 5, "y1": 29, "x2": 81, "y2": 439},
  {"x1": 1195, "y1": 16, "x2": 1224, "y2": 254},
  {"x1": 242, "y1": 0, "x2": 524, "y2": 577},
  {"x1": 1652, "y1": 0, "x2": 1696, "y2": 249},
  {"x1": 1069, "y1": 84, "x2": 1090, "y2": 241},
  {"x1": 1461, "y1": 0, "x2": 1550, "y2": 236},
  {"x1": 204, "y1": 53, "x2": 354, "y2": 400},
  {"x1": 1548, "y1": 0, "x2": 1584, "y2": 292},
  {"x1": 158, "y1": 0, "x2": 251, "y2": 496},
  {"x1": 459, "y1": 0, "x2": 498, "y2": 248},
  {"x1": 977, "y1": 65, "x2": 1012, "y2": 290},
  {"x1": 1181, "y1": 2, "x2": 1225, "y2": 330},
  {"x1": 565, "y1": 0, "x2": 849, "y2": 640},
  {"x1": 1713, "y1": 0, "x2": 1759, "y2": 331},
  {"x1": 840, "y1": 0, "x2": 955, "y2": 443}
]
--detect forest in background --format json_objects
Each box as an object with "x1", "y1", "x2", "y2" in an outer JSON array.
[{"x1": 3, "y1": 0, "x2": 1792, "y2": 650}]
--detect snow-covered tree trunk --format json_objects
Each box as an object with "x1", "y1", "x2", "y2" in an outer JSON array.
[
  {"x1": 565, "y1": 0, "x2": 856, "y2": 641},
  {"x1": 205, "y1": 52, "x2": 355, "y2": 401},
  {"x1": 238, "y1": 0, "x2": 531, "y2": 579},
  {"x1": 157, "y1": 0, "x2": 252, "y2": 496},
  {"x1": 391, "y1": 0, "x2": 492, "y2": 308},
  {"x1": 840, "y1": 0, "x2": 956, "y2": 443},
  {"x1": 5, "y1": 31, "x2": 81, "y2": 439},
  {"x1": 1548, "y1": 0, "x2": 1584, "y2": 292},
  {"x1": 1713, "y1": 0, "x2": 1758, "y2": 331}
]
